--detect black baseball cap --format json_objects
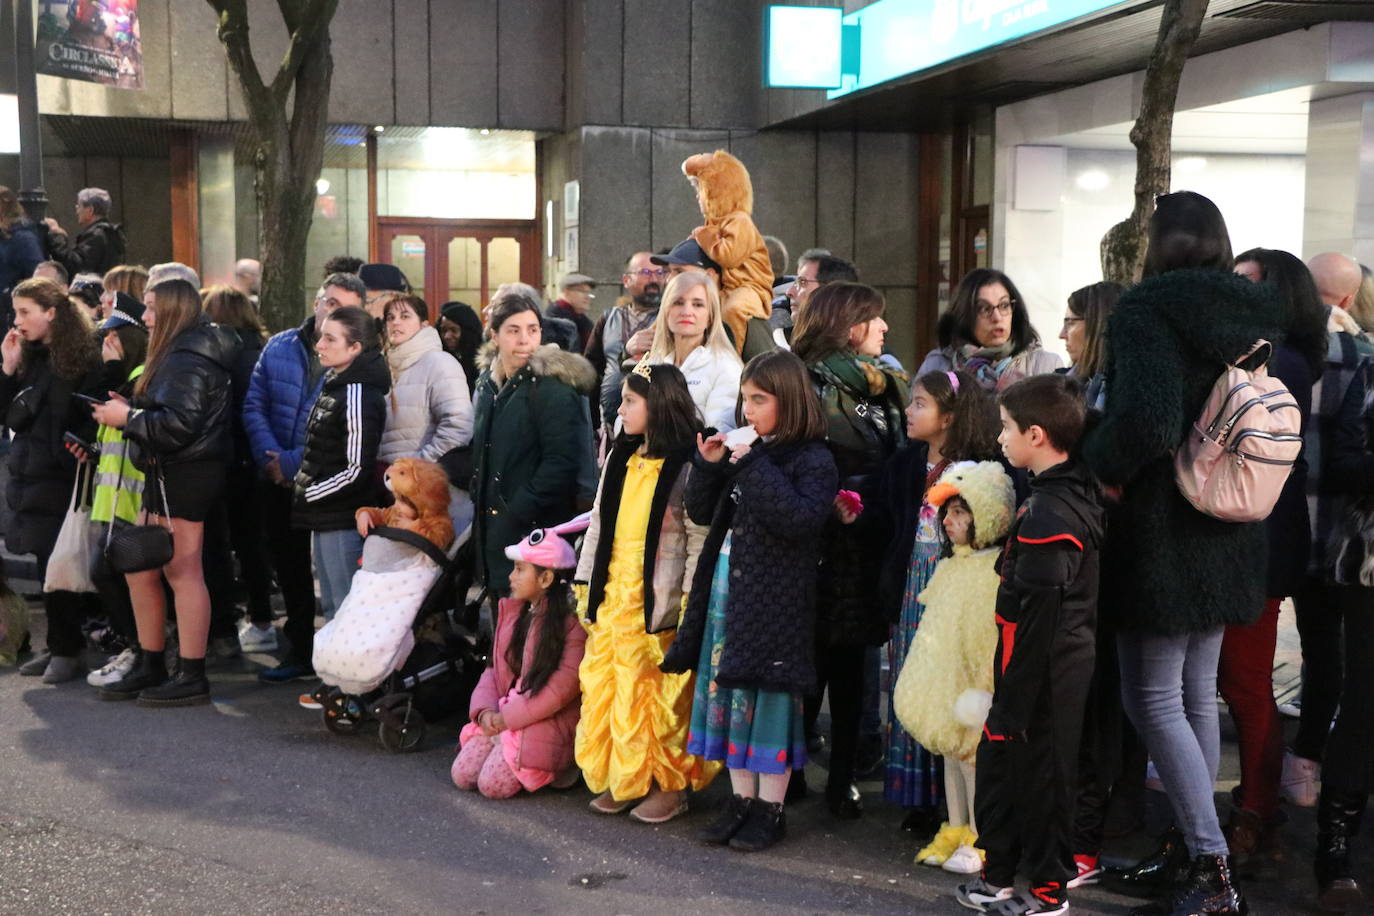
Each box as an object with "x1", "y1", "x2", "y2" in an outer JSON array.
[{"x1": 650, "y1": 238, "x2": 722, "y2": 276}]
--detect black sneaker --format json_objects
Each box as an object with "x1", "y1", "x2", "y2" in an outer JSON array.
[
  {"x1": 698, "y1": 794, "x2": 753, "y2": 845},
  {"x1": 988, "y1": 889, "x2": 1068, "y2": 915},
  {"x1": 956, "y1": 877, "x2": 1014, "y2": 912},
  {"x1": 728, "y1": 800, "x2": 786, "y2": 852},
  {"x1": 137, "y1": 658, "x2": 210, "y2": 707}
]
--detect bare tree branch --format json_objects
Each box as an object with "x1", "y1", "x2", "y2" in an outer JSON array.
[
  {"x1": 205, "y1": 0, "x2": 272, "y2": 122},
  {"x1": 270, "y1": 0, "x2": 339, "y2": 105},
  {"x1": 1100, "y1": 0, "x2": 1209, "y2": 284}
]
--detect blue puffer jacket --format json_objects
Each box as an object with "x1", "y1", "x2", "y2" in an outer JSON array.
[{"x1": 242, "y1": 315, "x2": 324, "y2": 480}]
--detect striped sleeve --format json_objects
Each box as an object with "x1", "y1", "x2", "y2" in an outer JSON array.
[{"x1": 304, "y1": 383, "x2": 363, "y2": 502}]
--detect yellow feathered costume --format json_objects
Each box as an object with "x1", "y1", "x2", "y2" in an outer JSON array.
[{"x1": 892, "y1": 461, "x2": 1014, "y2": 765}]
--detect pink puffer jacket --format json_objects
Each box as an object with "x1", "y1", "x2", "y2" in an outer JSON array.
[{"x1": 468, "y1": 596, "x2": 586, "y2": 773}]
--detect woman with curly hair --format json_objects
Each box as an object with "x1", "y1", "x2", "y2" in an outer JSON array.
[{"x1": 4, "y1": 278, "x2": 104, "y2": 682}]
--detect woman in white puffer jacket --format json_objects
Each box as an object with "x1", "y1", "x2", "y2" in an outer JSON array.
[
  {"x1": 643, "y1": 271, "x2": 742, "y2": 432},
  {"x1": 381, "y1": 295, "x2": 474, "y2": 537}
]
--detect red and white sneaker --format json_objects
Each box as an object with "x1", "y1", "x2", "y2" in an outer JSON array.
[{"x1": 1067, "y1": 854, "x2": 1102, "y2": 889}]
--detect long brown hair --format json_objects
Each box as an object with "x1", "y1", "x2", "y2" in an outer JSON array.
[
  {"x1": 1065, "y1": 282, "x2": 1121, "y2": 380},
  {"x1": 0, "y1": 187, "x2": 23, "y2": 236},
  {"x1": 202, "y1": 284, "x2": 268, "y2": 343},
  {"x1": 618, "y1": 363, "x2": 702, "y2": 456},
  {"x1": 791, "y1": 281, "x2": 885, "y2": 365},
  {"x1": 737, "y1": 350, "x2": 826, "y2": 447},
  {"x1": 102, "y1": 265, "x2": 149, "y2": 301},
  {"x1": 10, "y1": 278, "x2": 98, "y2": 380},
  {"x1": 136, "y1": 279, "x2": 203, "y2": 395}
]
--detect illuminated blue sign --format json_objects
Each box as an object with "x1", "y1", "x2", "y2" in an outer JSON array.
[
  {"x1": 781, "y1": 0, "x2": 1134, "y2": 98},
  {"x1": 765, "y1": 6, "x2": 846, "y2": 89}
]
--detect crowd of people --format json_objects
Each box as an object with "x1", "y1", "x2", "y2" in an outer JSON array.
[{"x1": 4, "y1": 178, "x2": 1374, "y2": 916}]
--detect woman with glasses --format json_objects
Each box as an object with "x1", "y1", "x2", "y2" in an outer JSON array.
[
  {"x1": 1060, "y1": 282, "x2": 1122, "y2": 411},
  {"x1": 917, "y1": 268, "x2": 1061, "y2": 391}
]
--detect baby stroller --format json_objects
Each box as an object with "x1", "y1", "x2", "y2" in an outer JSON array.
[{"x1": 309, "y1": 525, "x2": 488, "y2": 752}]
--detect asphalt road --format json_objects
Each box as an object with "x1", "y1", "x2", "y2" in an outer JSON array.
[{"x1": 0, "y1": 605, "x2": 1340, "y2": 916}]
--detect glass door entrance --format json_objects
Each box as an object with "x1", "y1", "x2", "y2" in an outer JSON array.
[{"x1": 376, "y1": 217, "x2": 540, "y2": 315}]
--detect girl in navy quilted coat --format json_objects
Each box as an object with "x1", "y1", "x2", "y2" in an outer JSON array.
[{"x1": 662, "y1": 350, "x2": 838, "y2": 853}]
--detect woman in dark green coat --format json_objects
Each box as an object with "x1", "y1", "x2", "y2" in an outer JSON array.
[
  {"x1": 1082, "y1": 192, "x2": 1283, "y2": 916},
  {"x1": 470, "y1": 294, "x2": 596, "y2": 594}
]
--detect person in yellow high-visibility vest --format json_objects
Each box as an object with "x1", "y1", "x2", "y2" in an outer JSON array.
[{"x1": 74, "y1": 295, "x2": 148, "y2": 688}]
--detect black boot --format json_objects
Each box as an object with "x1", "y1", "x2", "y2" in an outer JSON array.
[
  {"x1": 1102, "y1": 826, "x2": 1191, "y2": 899},
  {"x1": 1316, "y1": 786, "x2": 1367, "y2": 913},
  {"x1": 825, "y1": 781, "x2": 862, "y2": 820},
  {"x1": 728, "y1": 800, "x2": 786, "y2": 852},
  {"x1": 1130, "y1": 855, "x2": 1247, "y2": 916},
  {"x1": 697, "y1": 794, "x2": 754, "y2": 845},
  {"x1": 136, "y1": 656, "x2": 210, "y2": 707},
  {"x1": 98, "y1": 648, "x2": 168, "y2": 701}
]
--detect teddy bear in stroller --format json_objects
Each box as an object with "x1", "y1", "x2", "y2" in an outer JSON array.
[{"x1": 309, "y1": 458, "x2": 485, "y2": 752}]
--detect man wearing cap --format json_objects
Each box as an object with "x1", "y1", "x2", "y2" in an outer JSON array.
[
  {"x1": 585, "y1": 252, "x2": 664, "y2": 437},
  {"x1": 651, "y1": 237, "x2": 723, "y2": 289},
  {"x1": 547, "y1": 272, "x2": 596, "y2": 353},
  {"x1": 359, "y1": 263, "x2": 409, "y2": 319}
]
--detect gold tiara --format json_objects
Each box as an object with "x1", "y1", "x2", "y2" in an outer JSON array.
[{"x1": 631, "y1": 361, "x2": 654, "y2": 380}]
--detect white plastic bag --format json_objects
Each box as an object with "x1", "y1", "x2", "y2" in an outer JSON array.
[{"x1": 43, "y1": 465, "x2": 96, "y2": 594}]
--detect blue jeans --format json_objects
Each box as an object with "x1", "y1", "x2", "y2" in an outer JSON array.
[
  {"x1": 1117, "y1": 626, "x2": 1228, "y2": 857},
  {"x1": 312, "y1": 529, "x2": 363, "y2": 621}
]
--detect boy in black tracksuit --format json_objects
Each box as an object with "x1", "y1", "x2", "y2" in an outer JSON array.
[{"x1": 957, "y1": 374, "x2": 1106, "y2": 916}]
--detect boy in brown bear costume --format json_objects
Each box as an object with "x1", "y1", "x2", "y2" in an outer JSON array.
[
  {"x1": 355, "y1": 457, "x2": 455, "y2": 553},
  {"x1": 682, "y1": 150, "x2": 774, "y2": 354}
]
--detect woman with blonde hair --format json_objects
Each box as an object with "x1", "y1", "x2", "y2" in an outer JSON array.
[
  {"x1": 643, "y1": 271, "x2": 742, "y2": 431},
  {"x1": 91, "y1": 278, "x2": 240, "y2": 707},
  {"x1": 99, "y1": 265, "x2": 149, "y2": 321}
]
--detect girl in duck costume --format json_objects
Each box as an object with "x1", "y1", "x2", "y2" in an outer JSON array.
[
  {"x1": 893, "y1": 460, "x2": 1014, "y2": 875},
  {"x1": 574, "y1": 362, "x2": 716, "y2": 823}
]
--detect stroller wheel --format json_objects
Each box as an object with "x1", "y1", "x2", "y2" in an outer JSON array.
[
  {"x1": 377, "y1": 702, "x2": 426, "y2": 753},
  {"x1": 323, "y1": 691, "x2": 363, "y2": 735}
]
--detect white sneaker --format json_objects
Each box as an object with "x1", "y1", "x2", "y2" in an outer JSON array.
[
  {"x1": 86, "y1": 648, "x2": 137, "y2": 687},
  {"x1": 238, "y1": 622, "x2": 278, "y2": 653},
  {"x1": 942, "y1": 844, "x2": 984, "y2": 875},
  {"x1": 1281, "y1": 751, "x2": 1320, "y2": 807}
]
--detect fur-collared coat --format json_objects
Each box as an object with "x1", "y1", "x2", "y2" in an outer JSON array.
[
  {"x1": 470, "y1": 344, "x2": 597, "y2": 589},
  {"x1": 1082, "y1": 268, "x2": 1283, "y2": 634},
  {"x1": 575, "y1": 441, "x2": 708, "y2": 634}
]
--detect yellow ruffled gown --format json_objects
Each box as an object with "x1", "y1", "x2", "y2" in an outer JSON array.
[{"x1": 574, "y1": 454, "x2": 720, "y2": 800}]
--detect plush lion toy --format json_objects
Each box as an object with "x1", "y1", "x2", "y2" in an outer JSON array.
[
  {"x1": 682, "y1": 150, "x2": 775, "y2": 353},
  {"x1": 355, "y1": 457, "x2": 454, "y2": 552}
]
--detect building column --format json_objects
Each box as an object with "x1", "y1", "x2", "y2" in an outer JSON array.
[{"x1": 1303, "y1": 92, "x2": 1374, "y2": 265}]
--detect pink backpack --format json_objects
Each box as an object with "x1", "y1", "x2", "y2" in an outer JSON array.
[{"x1": 1174, "y1": 341, "x2": 1302, "y2": 523}]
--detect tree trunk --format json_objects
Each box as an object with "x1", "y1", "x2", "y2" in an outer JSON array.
[
  {"x1": 1100, "y1": 0, "x2": 1209, "y2": 285},
  {"x1": 208, "y1": 0, "x2": 338, "y2": 332}
]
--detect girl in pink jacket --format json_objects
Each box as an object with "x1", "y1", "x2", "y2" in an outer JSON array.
[{"x1": 451, "y1": 515, "x2": 590, "y2": 798}]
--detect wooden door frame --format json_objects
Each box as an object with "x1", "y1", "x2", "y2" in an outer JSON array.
[{"x1": 375, "y1": 216, "x2": 540, "y2": 307}]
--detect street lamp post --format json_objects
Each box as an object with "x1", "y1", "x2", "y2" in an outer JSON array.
[{"x1": 8, "y1": 0, "x2": 48, "y2": 222}]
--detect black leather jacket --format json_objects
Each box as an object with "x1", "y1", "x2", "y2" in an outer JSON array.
[{"x1": 125, "y1": 317, "x2": 239, "y2": 469}]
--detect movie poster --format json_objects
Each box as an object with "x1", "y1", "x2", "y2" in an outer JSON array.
[{"x1": 35, "y1": 0, "x2": 143, "y2": 90}]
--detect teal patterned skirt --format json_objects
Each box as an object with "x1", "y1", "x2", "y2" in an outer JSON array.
[{"x1": 686, "y1": 546, "x2": 808, "y2": 775}]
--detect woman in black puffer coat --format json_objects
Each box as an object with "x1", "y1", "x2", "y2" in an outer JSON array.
[
  {"x1": 92, "y1": 278, "x2": 239, "y2": 707},
  {"x1": 2, "y1": 278, "x2": 103, "y2": 683},
  {"x1": 790, "y1": 282, "x2": 909, "y2": 819}
]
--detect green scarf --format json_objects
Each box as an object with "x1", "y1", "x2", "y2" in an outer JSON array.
[{"x1": 812, "y1": 351, "x2": 909, "y2": 456}]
